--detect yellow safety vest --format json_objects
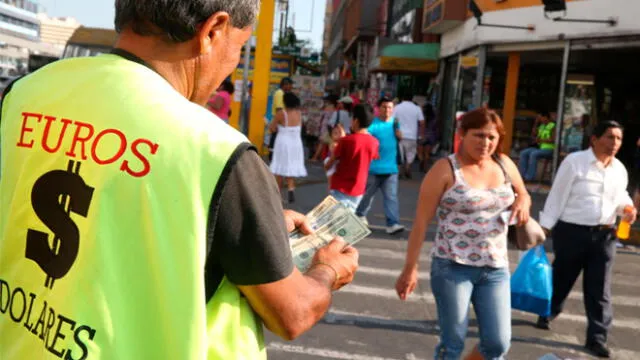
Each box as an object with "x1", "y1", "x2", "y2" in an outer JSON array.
[
  {"x1": 538, "y1": 122, "x2": 556, "y2": 150},
  {"x1": 0, "y1": 54, "x2": 265, "y2": 359}
]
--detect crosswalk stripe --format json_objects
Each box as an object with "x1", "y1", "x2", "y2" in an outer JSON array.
[
  {"x1": 355, "y1": 248, "x2": 640, "y2": 288},
  {"x1": 358, "y1": 266, "x2": 430, "y2": 279},
  {"x1": 325, "y1": 309, "x2": 640, "y2": 358},
  {"x1": 514, "y1": 310, "x2": 640, "y2": 332},
  {"x1": 267, "y1": 342, "x2": 427, "y2": 360},
  {"x1": 358, "y1": 247, "x2": 412, "y2": 260},
  {"x1": 567, "y1": 291, "x2": 639, "y2": 307},
  {"x1": 339, "y1": 284, "x2": 640, "y2": 331},
  {"x1": 341, "y1": 284, "x2": 428, "y2": 302},
  {"x1": 324, "y1": 309, "x2": 435, "y2": 333},
  {"x1": 511, "y1": 333, "x2": 640, "y2": 360},
  {"x1": 357, "y1": 265, "x2": 640, "y2": 306}
]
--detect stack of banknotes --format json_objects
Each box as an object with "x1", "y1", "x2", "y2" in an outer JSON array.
[{"x1": 289, "y1": 196, "x2": 371, "y2": 271}]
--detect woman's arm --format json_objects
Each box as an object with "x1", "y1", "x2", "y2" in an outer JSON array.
[
  {"x1": 499, "y1": 153, "x2": 531, "y2": 225},
  {"x1": 269, "y1": 110, "x2": 284, "y2": 133},
  {"x1": 396, "y1": 159, "x2": 452, "y2": 300},
  {"x1": 324, "y1": 143, "x2": 340, "y2": 171}
]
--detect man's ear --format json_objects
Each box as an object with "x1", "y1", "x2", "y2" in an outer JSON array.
[{"x1": 198, "y1": 12, "x2": 231, "y2": 55}]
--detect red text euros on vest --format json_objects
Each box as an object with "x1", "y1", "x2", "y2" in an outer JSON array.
[{"x1": 16, "y1": 112, "x2": 159, "y2": 178}]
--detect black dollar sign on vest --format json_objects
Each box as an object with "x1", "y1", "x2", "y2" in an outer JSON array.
[{"x1": 25, "y1": 160, "x2": 94, "y2": 289}]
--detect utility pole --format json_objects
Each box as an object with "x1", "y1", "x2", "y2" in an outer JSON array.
[
  {"x1": 284, "y1": 0, "x2": 290, "y2": 33},
  {"x1": 238, "y1": 32, "x2": 253, "y2": 135},
  {"x1": 277, "y1": 0, "x2": 289, "y2": 45}
]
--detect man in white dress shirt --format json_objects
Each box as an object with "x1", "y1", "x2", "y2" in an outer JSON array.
[
  {"x1": 393, "y1": 93, "x2": 424, "y2": 178},
  {"x1": 538, "y1": 121, "x2": 637, "y2": 358}
]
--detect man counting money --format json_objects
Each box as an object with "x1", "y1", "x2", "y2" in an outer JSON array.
[{"x1": 0, "y1": 1, "x2": 358, "y2": 359}]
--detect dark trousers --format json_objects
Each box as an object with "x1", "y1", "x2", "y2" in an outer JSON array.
[{"x1": 551, "y1": 221, "x2": 617, "y2": 345}]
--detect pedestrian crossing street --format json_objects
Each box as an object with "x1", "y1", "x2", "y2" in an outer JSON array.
[{"x1": 267, "y1": 237, "x2": 640, "y2": 360}]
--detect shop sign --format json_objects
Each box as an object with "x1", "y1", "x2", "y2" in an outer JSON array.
[
  {"x1": 379, "y1": 56, "x2": 438, "y2": 73},
  {"x1": 461, "y1": 56, "x2": 479, "y2": 68},
  {"x1": 390, "y1": 0, "x2": 423, "y2": 27},
  {"x1": 422, "y1": 0, "x2": 466, "y2": 34},
  {"x1": 390, "y1": 10, "x2": 417, "y2": 43},
  {"x1": 235, "y1": 54, "x2": 292, "y2": 83}
]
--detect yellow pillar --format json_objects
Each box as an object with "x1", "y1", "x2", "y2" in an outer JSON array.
[
  {"x1": 228, "y1": 76, "x2": 241, "y2": 130},
  {"x1": 502, "y1": 52, "x2": 520, "y2": 154},
  {"x1": 229, "y1": 26, "x2": 258, "y2": 131},
  {"x1": 248, "y1": 0, "x2": 275, "y2": 153}
]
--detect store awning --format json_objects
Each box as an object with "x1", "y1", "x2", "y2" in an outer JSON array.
[{"x1": 370, "y1": 43, "x2": 440, "y2": 74}]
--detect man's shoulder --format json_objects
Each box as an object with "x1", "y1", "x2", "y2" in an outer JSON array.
[
  {"x1": 364, "y1": 132, "x2": 379, "y2": 144},
  {"x1": 563, "y1": 149, "x2": 590, "y2": 167},
  {"x1": 395, "y1": 102, "x2": 409, "y2": 110},
  {"x1": 612, "y1": 157, "x2": 629, "y2": 173},
  {"x1": 565, "y1": 150, "x2": 585, "y2": 161},
  {"x1": 371, "y1": 117, "x2": 391, "y2": 126},
  {"x1": 351, "y1": 133, "x2": 378, "y2": 145}
]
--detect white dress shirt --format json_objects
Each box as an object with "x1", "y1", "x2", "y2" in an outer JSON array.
[
  {"x1": 392, "y1": 101, "x2": 424, "y2": 140},
  {"x1": 540, "y1": 148, "x2": 633, "y2": 229}
]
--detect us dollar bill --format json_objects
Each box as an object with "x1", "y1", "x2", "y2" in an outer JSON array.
[
  {"x1": 289, "y1": 196, "x2": 340, "y2": 240},
  {"x1": 290, "y1": 197, "x2": 370, "y2": 272}
]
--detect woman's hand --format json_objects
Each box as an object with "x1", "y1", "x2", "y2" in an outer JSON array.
[
  {"x1": 395, "y1": 266, "x2": 418, "y2": 301},
  {"x1": 510, "y1": 194, "x2": 531, "y2": 226}
]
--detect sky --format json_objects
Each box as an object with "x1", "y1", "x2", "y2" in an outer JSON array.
[{"x1": 37, "y1": 0, "x2": 326, "y2": 51}]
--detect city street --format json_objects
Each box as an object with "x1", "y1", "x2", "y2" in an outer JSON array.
[{"x1": 266, "y1": 163, "x2": 640, "y2": 360}]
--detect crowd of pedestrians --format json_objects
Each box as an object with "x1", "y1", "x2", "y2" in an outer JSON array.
[
  {"x1": 3, "y1": 1, "x2": 640, "y2": 360},
  {"x1": 267, "y1": 88, "x2": 639, "y2": 359}
]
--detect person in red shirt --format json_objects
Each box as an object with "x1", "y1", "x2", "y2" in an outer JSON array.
[{"x1": 324, "y1": 104, "x2": 379, "y2": 211}]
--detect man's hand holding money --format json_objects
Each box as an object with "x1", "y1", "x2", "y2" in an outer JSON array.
[
  {"x1": 284, "y1": 209, "x2": 359, "y2": 290},
  {"x1": 309, "y1": 238, "x2": 358, "y2": 290}
]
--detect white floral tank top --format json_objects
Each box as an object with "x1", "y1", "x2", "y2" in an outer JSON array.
[{"x1": 431, "y1": 155, "x2": 515, "y2": 268}]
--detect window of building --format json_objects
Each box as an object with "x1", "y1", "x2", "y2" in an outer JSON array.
[{"x1": 1, "y1": 0, "x2": 38, "y2": 13}]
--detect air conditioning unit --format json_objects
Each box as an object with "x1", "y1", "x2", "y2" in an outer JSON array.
[{"x1": 543, "y1": 0, "x2": 567, "y2": 12}]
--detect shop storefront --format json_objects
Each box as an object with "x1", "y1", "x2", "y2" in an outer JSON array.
[
  {"x1": 435, "y1": 0, "x2": 640, "y2": 182},
  {"x1": 365, "y1": 0, "x2": 440, "y2": 107}
]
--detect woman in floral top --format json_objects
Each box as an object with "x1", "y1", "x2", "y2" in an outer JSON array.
[{"x1": 396, "y1": 108, "x2": 531, "y2": 360}]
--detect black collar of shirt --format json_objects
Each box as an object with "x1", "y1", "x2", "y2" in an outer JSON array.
[{"x1": 110, "y1": 48, "x2": 157, "y2": 74}]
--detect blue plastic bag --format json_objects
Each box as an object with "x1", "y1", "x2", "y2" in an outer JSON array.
[{"x1": 511, "y1": 245, "x2": 552, "y2": 317}]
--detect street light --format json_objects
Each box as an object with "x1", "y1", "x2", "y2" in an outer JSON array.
[
  {"x1": 542, "y1": 0, "x2": 617, "y2": 26},
  {"x1": 469, "y1": 0, "x2": 535, "y2": 31}
]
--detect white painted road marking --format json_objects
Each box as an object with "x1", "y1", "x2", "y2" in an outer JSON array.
[
  {"x1": 268, "y1": 342, "x2": 427, "y2": 360},
  {"x1": 338, "y1": 284, "x2": 640, "y2": 331}
]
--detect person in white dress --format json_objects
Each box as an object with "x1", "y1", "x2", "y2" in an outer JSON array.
[{"x1": 269, "y1": 92, "x2": 307, "y2": 203}]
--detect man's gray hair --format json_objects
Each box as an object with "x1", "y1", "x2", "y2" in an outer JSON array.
[{"x1": 115, "y1": 0, "x2": 260, "y2": 42}]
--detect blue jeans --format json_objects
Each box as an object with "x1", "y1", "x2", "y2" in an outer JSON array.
[
  {"x1": 518, "y1": 147, "x2": 553, "y2": 181},
  {"x1": 355, "y1": 173, "x2": 400, "y2": 226},
  {"x1": 431, "y1": 257, "x2": 511, "y2": 360},
  {"x1": 329, "y1": 190, "x2": 363, "y2": 213}
]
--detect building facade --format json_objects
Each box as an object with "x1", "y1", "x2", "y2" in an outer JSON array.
[
  {"x1": 326, "y1": 0, "x2": 347, "y2": 84},
  {"x1": 367, "y1": 0, "x2": 440, "y2": 102},
  {"x1": 322, "y1": 0, "x2": 333, "y2": 64},
  {"x1": 431, "y1": 0, "x2": 640, "y2": 178},
  {"x1": 0, "y1": 0, "x2": 58, "y2": 78},
  {"x1": 37, "y1": 14, "x2": 80, "y2": 54},
  {"x1": 325, "y1": 0, "x2": 441, "y2": 102}
]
